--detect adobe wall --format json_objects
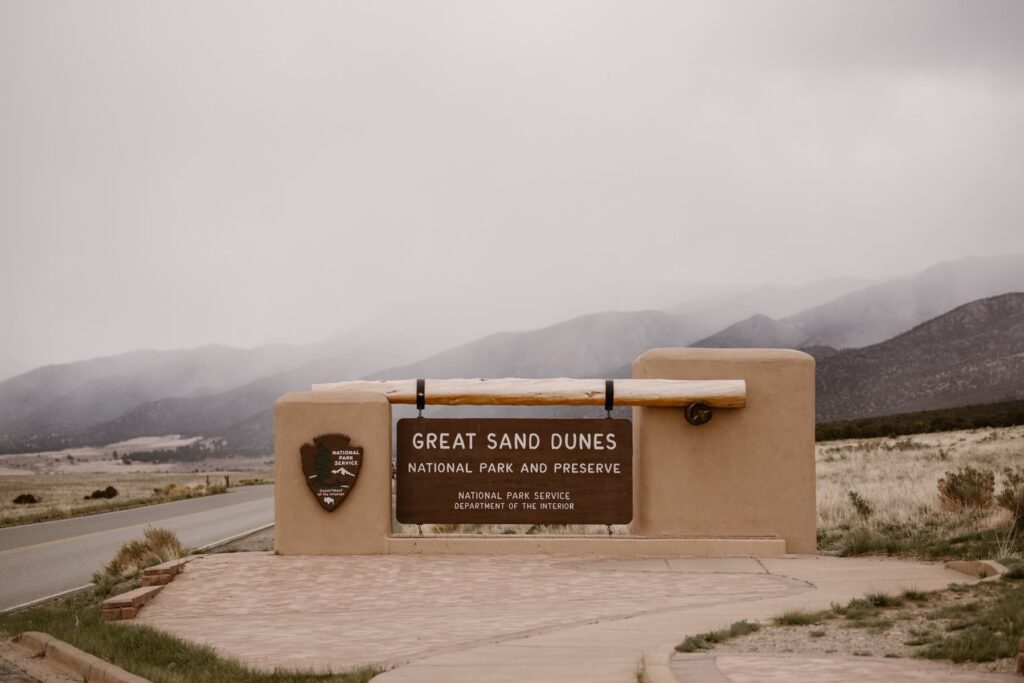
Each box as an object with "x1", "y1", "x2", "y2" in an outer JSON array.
[
  {"x1": 273, "y1": 348, "x2": 816, "y2": 555},
  {"x1": 632, "y1": 348, "x2": 816, "y2": 553},
  {"x1": 274, "y1": 391, "x2": 392, "y2": 555}
]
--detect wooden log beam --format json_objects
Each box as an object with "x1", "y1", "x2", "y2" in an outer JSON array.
[{"x1": 311, "y1": 378, "x2": 746, "y2": 408}]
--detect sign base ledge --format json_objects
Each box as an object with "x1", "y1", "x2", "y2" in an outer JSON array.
[{"x1": 380, "y1": 535, "x2": 787, "y2": 557}]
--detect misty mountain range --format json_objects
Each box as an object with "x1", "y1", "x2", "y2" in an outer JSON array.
[{"x1": 1, "y1": 254, "x2": 1023, "y2": 454}]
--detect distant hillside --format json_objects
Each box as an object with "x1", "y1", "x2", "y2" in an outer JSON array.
[
  {"x1": 0, "y1": 331, "x2": 420, "y2": 453},
  {"x1": 694, "y1": 254, "x2": 1024, "y2": 350},
  {"x1": 816, "y1": 398, "x2": 1024, "y2": 441},
  {"x1": 0, "y1": 345, "x2": 304, "y2": 451},
  {"x1": 695, "y1": 314, "x2": 807, "y2": 349},
  {"x1": 79, "y1": 342, "x2": 419, "y2": 450},
  {"x1": 816, "y1": 293, "x2": 1024, "y2": 422}
]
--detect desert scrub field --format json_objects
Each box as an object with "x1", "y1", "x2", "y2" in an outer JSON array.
[
  {"x1": 817, "y1": 424, "x2": 1024, "y2": 559},
  {"x1": 0, "y1": 471, "x2": 270, "y2": 527}
]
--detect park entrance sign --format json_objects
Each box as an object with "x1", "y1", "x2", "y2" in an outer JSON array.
[
  {"x1": 396, "y1": 418, "x2": 632, "y2": 524},
  {"x1": 273, "y1": 350, "x2": 817, "y2": 556}
]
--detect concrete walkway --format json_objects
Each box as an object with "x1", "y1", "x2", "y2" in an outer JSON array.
[{"x1": 134, "y1": 553, "x2": 1001, "y2": 682}]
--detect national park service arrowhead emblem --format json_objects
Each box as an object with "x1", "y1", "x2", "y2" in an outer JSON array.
[{"x1": 300, "y1": 433, "x2": 363, "y2": 511}]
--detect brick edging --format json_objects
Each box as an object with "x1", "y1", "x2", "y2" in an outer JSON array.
[{"x1": 102, "y1": 557, "x2": 194, "y2": 621}]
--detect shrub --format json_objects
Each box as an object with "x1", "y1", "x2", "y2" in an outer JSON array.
[
  {"x1": 937, "y1": 467, "x2": 994, "y2": 510},
  {"x1": 93, "y1": 527, "x2": 185, "y2": 595},
  {"x1": 13, "y1": 493, "x2": 38, "y2": 505},
  {"x1": 839, "y1": 528, "x2": 885, "y2": 556},
  {"x1": 85, "y1": 485, "x2": 119, "y2": 500},
  {"x1": 865, "y1": 592, "x2": 904, "y2": 608},
  {"x1": 841, "y1": 598, "x2": 880, "y2": 620},
  {"x1": 901, "y1": 588, "x2": 929, "y2": 602},
  {"x1": 996, "y1": 466, "x2": 1024, "y2": 530},
  {"x1": 848, "y1": 490, "x2": 873, "y2": 518},
  {"x1": 774, "y1": 610, "x2": 833, "y2": 626}
]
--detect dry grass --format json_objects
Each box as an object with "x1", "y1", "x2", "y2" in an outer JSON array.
[
  {"x1": 0, "y1": 471, "x2": 271, "y2": 527},
  {"x1": 91, "y1": 526, "x2": 188, "y2": 596},
  {"x1": 709, "y1": 571, "x2": 1024, "y2": 675},
  {"x1": 817, "y1": 424, "x2": 1024, "y2": 558}
]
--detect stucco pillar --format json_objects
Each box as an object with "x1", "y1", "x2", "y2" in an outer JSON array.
[
  {"x1": 632, "y1": 348, "x2": 816, "y2": 553},
  {"x1": 274, "y1": 391, "x2": 391, "y2": 555}
]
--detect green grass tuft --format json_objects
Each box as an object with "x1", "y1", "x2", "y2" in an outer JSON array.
[
  {"x1": 774, "y1": 610, "x2": 834, "y2": 626},
  {"x1": 900, "y1": 588, "x2": 930, "y2": 602},
  {"x1": 920, "y1": 624, "x2": 1019, "y2": 663},
  {"x1": 915, "y1": 586, "x2": 1024, "y2": 663},
  {"x1": 864, "y1": 592, "x2": 904, "y2": 608},
  {"x1": 675, "y1": 620, "x2": 761, "y2": 653}
]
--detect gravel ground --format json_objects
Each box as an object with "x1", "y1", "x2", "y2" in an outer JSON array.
[
  {"x1": 212, "y1": 526, "x2": 274, "y2": 553},
  {"x1": 712, "y1": 588, "x2": 1017, "y2": 675}
]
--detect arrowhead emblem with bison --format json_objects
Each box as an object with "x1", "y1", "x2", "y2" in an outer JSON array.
[{"x1": 300, "y1": 433, "x2": 363, "y2": 511}]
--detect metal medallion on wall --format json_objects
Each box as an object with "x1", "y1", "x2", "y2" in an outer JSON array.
[{"x1": 300, "y1": 433, "x2": 363, "y2": 511}]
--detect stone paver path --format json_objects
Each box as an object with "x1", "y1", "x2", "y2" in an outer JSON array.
[
  {"x1": 136, "y1": 553, "x2": 804, "y2": 671},
  {"x1": 135, "y1": 553, "x2": 994, "y2": 682}
]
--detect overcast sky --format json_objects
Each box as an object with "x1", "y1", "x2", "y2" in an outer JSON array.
[{"x1": 1, "y1": 1, "x2": 1022, "y2": 379}]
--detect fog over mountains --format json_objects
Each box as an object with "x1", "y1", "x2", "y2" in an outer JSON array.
[
  {"x1": 1, "y1": 254, "x2": 1022, "y2": 454},
  {"x1": 696, "y1": 254, "x2": 1024, "y2": 349}
]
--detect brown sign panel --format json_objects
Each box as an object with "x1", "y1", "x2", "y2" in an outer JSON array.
[
  {"x1": 396, "y1": 418, "x2": 632, "y2": 525},
  {"x1": 300, "y1": 433, "x2": 363, "y2": 511}
]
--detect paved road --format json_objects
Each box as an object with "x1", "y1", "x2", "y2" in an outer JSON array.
[{"x1": 0, "y1": 485, "x2": 273, "y2": 611}]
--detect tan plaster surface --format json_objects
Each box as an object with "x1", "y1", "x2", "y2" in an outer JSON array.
[
  {"x1": 274, "y1": 391, "x2": 392, "y2": 555},
  {"x1": 135, "y1": 553, "x2": 989, "y2": 682},
  {"x1": 633, "y1": 348, "x2": 817, "y2": 553}
]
